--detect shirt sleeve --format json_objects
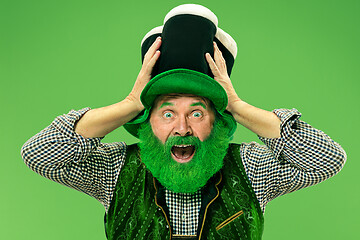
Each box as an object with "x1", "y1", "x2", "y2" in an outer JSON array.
[
  {"x1": 21, "y1": 108, "x2": 127, "y2": 211},
  {"x1": 240, "y1": 108, "x2": 347, "y2": 212}
]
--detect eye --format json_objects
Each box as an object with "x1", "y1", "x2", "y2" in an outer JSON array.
[
  {"x1": 163, "y1": 112, "x2": 173, "y2": 118},
  {"x1": 192, "y1": 111, "x2": 202, "y2": 118}
]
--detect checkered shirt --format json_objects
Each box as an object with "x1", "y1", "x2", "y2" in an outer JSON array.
[
  {"x1": 21, "y1": 107, "x2": 346, "y2": 236},
  {"x1": 165, "y1": 189, "x2": 202, "y2": 236}
]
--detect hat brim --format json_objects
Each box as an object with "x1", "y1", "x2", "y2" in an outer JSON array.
[
  {"x1": 123, "y1": 68, "x2": 237, "y2": 138},
  {"x1": 142, "y1": 68, "x2": 227, "y2": 111}
]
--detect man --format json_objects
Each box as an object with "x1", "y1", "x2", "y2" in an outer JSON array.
[{"x1": 21, "y1": 4, "x2": 346, "y2": 240}]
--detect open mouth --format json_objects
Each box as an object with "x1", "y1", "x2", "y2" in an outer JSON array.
[{"x1": 171, "y1": 144, "x2": 195, "y2": 163}]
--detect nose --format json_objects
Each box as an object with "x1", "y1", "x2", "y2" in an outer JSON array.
[{"x1": 173, "y1": 115, "x2": 192, "y2": 137}]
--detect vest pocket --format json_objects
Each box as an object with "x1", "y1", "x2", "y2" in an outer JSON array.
[{"x1": 216, "y1": 210, "x2": 244, "y2": 231}]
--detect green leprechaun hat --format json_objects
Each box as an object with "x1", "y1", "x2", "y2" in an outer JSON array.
[{"x1": 124, "y1": 4, "x2": 238, "y2": 138}]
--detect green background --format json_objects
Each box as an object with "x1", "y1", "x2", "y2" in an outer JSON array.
[{"x1": 1, "y1": 0, "x2": 359, "y2": 239}]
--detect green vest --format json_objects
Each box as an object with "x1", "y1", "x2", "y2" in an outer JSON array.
[{"x1": 105, "y1": 144, "x2": 264, "y2": 240}]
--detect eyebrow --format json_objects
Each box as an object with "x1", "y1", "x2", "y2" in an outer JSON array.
[
  {"x1": 190, "y1": 102, "x2": 207, "y2": 109},
  {"x1": 159, "y1": 102, "x2": 174, "y2": 109}
]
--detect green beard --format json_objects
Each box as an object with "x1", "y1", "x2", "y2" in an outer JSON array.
[{"x1": 138, "y1": 118, "x2": 231, "y2": 193}]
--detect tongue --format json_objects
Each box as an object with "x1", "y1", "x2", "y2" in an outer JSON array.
[{"x1": 172, "y1": 146, "x2": 194, "y2": 159}]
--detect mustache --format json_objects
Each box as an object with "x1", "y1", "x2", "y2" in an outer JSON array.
[{"x1": 165, "y1": 136, "x2": 201, "y2": 147}]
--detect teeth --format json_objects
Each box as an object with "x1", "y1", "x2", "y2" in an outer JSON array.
[{"x1": 174, "y1": 145, "x2": 191, "y2": 148}]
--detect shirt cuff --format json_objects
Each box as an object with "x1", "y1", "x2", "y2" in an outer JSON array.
[
  {"x1": 51, "y1": 107, "x2": 103, "y2": 162},
  {"x1": 258, "y1": 108, "x2": 301, "y2": 160}
]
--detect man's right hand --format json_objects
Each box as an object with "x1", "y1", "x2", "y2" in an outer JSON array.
[
  {"x1": 74, "y1": 37, "x2": 161, "y2": 138},
  {"x1": 127, "y1": 37, "x2": 162, "y2": 112}
]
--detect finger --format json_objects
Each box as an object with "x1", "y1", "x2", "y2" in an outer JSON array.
[
  {"x1": 144, "y1": 38, "x2": 161, "y2": 63},
  {"x1": 146, "y1": 50, "x2": 161, "y2": 73},
  {"x1": 213, "y1": 42, "x2": 226, "y2": 64},
  {"x1": 144, "y1": 37, "x2": 162, "y2": 62},
  {"x1": 205, "y1": 53, "x2": 220, "y2": 77},
  {"x1": 213, "y1": 42, "x2": 227, "y2": 71}
]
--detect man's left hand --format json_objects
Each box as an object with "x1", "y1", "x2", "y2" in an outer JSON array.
[{"x1": 205, "y1": 42, "x2": 240, "y2": 112}]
